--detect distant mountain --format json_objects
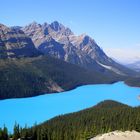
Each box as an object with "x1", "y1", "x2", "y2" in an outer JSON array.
[
  {"x1": 22, "y1": 21, "x2": 136, "y2": 76},
  {"x1": 0, "y1": 23, "x2": 40, "y2": 58},
  {"x1": 126, "y1": 61, "x2": 140, "y2": 72}
]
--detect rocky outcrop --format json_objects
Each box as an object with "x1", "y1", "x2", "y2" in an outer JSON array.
[
  {"x1": 90, "y1": 131, "x2": 140, "y2": 140},
  {"x1": 0, "y1": 23, "x2": 40, "y2": 58},
  {"x1": 48, "y1": 80, "x2": 64, "y2": 92}
]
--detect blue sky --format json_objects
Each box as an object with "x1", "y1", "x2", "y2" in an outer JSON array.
[{"x1": 1, "y1": 0, "x2": 140, "y2": 63}]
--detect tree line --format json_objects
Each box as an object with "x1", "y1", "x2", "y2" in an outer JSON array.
[{"x1": 0, "y1": 100, "x2": 140, "y2": 140}]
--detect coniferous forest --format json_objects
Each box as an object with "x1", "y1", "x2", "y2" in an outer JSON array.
[
  {"x1": 0, "y1": 55, "x2": 139, "y2": 100},
  {"x1": 0, "y1": 56, "x2": 123, "y2": 99},
  {"x1": 0, "y1": 100, "x2": 140, "y2": 140}
]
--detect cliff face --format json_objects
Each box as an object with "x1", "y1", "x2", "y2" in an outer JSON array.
[
  {"x1": 22, "y1": 22, "x2": 108, "y2": 66},
  {"x1": 0, "y1": 22, "x2": 136, "y2": 76},
  {"x1": 22, "y1": 21, "x2": 135, "y2": 76},
  {"x1": 0, "y1": 23, "x2": 40, "y2": 58}
]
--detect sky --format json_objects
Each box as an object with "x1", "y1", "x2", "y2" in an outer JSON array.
[{"x1": 0, "y1": 0, "x2": 140, "y2": 63}]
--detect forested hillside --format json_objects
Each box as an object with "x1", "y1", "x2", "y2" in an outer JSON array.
[
  {"x1": 0, "y1": 100, "x2": 140, "y2": 140},
  {"x1": 0, "y1": 22, "x2": 139, "y2": 100},
  {"x1": 125, "y1": 77, "x2": 140, "y2": 87},
  {"x1": 0, "y1": 56, "x2": 122, "y2": 99}
]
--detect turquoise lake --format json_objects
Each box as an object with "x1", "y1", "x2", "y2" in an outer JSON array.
[{"x1": 0, "y1": 82, "x2": 140, "y2": 133}]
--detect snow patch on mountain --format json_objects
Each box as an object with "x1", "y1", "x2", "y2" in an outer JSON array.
[{"x1": 96, "y1": 61, "x2": 126, "y2": 76}]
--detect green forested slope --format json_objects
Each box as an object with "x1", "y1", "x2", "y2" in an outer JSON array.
[
  {"x1": 27, "y1": 100, "x2": 139, "y2": 140},
  {"x1": 0, "y1": 56, "x2": 122, "y2": 99},
  {"x1": 1, "y1": 100, "x2": 140, "y2": 140},
  {"x1": 125, "y1": 77, "x2": 140, "y2": 87}
]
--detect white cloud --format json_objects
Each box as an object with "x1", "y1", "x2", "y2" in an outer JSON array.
[{"x1": 104, "y1": 47, "x2": 140, "y2": 64}]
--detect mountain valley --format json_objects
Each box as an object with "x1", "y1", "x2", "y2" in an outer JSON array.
[{"x1": 0, "y1": 22, "x2": 139, "y2": 99}]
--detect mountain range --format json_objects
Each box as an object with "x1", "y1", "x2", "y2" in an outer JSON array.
[
  {"x1": 126, "y1": 61, "x2": 140, "y2": 72},
  {"x1": 21, "y1": 21, "x2": 135, "y2": 76},
  {"x1": 0, "y1": 21, "x2": 136, "y2": 76},
  {"x1": 0, "y1": 21, "x2": 139, "y2": 99}
]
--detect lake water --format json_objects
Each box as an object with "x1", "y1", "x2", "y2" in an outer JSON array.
[{"x1": 0, "y1": 82, "x2": 140, "y2": 133}]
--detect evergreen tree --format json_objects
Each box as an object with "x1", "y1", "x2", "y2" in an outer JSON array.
[{"x1": 13, "y1": 123, "x2": 20, "y2": 140}]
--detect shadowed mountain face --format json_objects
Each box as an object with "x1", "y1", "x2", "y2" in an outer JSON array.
[
  {"x1": 22, "y1": 21, "x2": 135, "y2": 76},
  {"x1": 0, "y1": 23, "x2": 40, "y2": 58},
  {"x1": 0, "y1": 56, "x2": 121, "y2": 99}
]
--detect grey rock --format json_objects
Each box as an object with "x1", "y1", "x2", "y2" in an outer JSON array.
[
  {"x1": 0, "y1": 23, "x2": 40, "y2": 58},
  {"x1": 21, "y1": 21, "x2": 136, "y2": 76}
]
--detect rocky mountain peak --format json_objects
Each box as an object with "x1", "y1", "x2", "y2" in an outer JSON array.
[
  {"x1": 81, "y1": 34, "x2": 94, "y2": 45},
  {"x1": 22, "y1": 22, "x2": 44, "y2": 40},
  {"x1": 0, "y1": 23, "x2": 40, "y2": 58},
  {"x1": 43, "y1": 22, "x2": 49, "y2": 27},
  {"x1": 21, "y1": 21, "x2": 134, "y2": 76},
  {"x1": 0, "y1": 23, "x2": 7, "y2": 29},
  {"x1": 50, "y1": 21, "x2": 62, "y2": 31},
  {"x1": 49, "y1": 21, "x2": 73, "y2": 36},
  {"x1": 42, "y1": 22, "x2": 49, "y2": 35},
  {"x1": 23, "y1": 22, "x2": 42, "y2": 34},
  {"x1": 30, "y1": 21, "x2": 40, "y2": 27},
  {"x1": 76, "y1": 34, "x2": 95, "y2": 45},
  {"x1": 0, "y1": 23, "x2": 11, "y2": 33}
]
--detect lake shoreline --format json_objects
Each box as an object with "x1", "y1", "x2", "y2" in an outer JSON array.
[
  {"x1": 0, "y1": 80, "x2": 128, "y2": 101},
  {"x1": 0, "y1": 81, "x2": 140, "y2": 133}
]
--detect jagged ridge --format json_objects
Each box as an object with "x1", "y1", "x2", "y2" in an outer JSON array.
[
  {"x1": 0, "y1": 23, "x2": 40, "y2": 58},
  {"x1": 22, "y1": 21, "x2": 136, "y2": 76}
]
